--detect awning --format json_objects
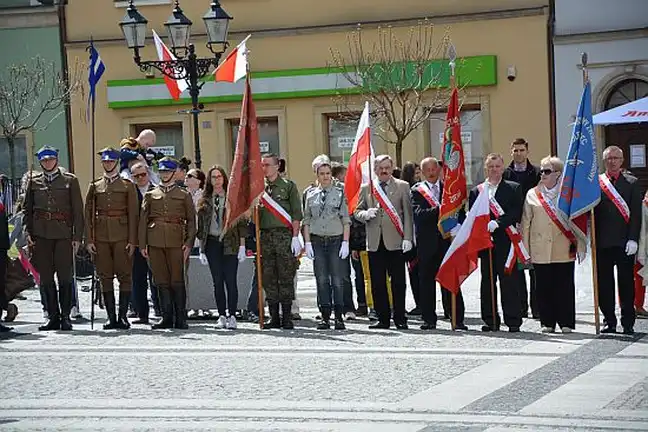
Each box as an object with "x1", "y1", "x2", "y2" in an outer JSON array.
[{"x1": 593, "y1": 96, "x2": 648, "y2": 125}]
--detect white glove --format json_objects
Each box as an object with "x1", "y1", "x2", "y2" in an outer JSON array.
[
  {"x1": 365, "y1": 208, "x2": 379, "y2": 220},
  {"x1": 199, "y1": 253, "x2": 208, "y2": 266},
  {"x1": 577, "y1": 252, "x2": 586, "y2": 263},
  {"x1": 402, "y1": 240, "x2": 413, "y2": 253},
  {"x1": 625, "y1": 240, "x2": 638, "y2": 256},
  {"x1": 450, "y1": 224, "x2": 461, "y2": 237},
  {"x1": 237, "y1": 246, "x2": 247, "y2": 263},
  {"x1": 487, "y1": 221, "x2": 499, "y2": 233},
  {"x1": 291, "y1": 236, "x2": 302, "y2": 257},
  {"x1": 305, "y1": 242, "x2": 315, "y2": 259},
  {"x1": 339, "y1": 241, "x2": 349, "y2": 259}
]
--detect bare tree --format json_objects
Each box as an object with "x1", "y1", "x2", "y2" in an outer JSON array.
[
  {"x1": 0, "y1": 56, "x2": 83, "y2": 180},
  {"x1": 330, "y1": 21, "x2": 459, "y2": 167}
]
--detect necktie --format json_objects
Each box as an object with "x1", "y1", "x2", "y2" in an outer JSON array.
[
  {"x1": 380, "y1": 182, "x2": 388, "y2": 192},
  {"x1": 431, "y1": 183, "x2": 438, "y2": 200}
]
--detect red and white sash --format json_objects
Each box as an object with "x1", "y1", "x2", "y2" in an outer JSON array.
[
  {"x1": 371, "y1": 179, "x2": 404, "y2": 237},
  {"x1": 414, "y1": 182, "x2": 440, "y2": 208},
  {"x1": 535, "y1": 188, "x2": 577, "y2": 256},
  {"x1": 261, "y1": 192, "x2": 292, "y2": 229},
  {"x1": 599, "y1": 174, "x2": 630, "y2": 223},
  {"x1": 479, "y1": 183, "x2": 531, "y2": 273}
]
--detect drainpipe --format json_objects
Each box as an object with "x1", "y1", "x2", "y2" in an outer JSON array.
[
  {"x1": 547, "y1": 0, "x2": 557, "y2": 156},
  {"x1": 56, "y1": 1, "x2": 75, "y2": 171}
]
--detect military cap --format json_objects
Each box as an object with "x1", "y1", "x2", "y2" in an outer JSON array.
[
  {"x1": 158, "y1": 157, "x2": 179, "y2": 172},
  {"x1": 36, "y1": 145, "x2": 59, "y2": 161},
  {"x1": 98, "y1": 147, "x2": 120, "y2": 161}
]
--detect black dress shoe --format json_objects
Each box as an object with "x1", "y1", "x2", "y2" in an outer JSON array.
[
  {"x1": 481, "y1": 325, "x2": 496, "y2": 332},
  {"x1": 369, "y1": 322, "x2": 390, "y2": 329},
  {"x1": 0, "y1": 323, "x2": 13, "y2": 332},
  {"x1": 622, "y1": 327, "x2": 634, "y2": 335},
  {"x1": 508, "y1": 327, "x2": 520, "y2": 333},
  {"x1": 407, "y1": 307, "x2": 422, "y2": 316},
  {"x1": 601, "y1": 325, "x2": 617, "y2": 334},
  {"x1": 395, "y1": 322, "x2": 408, "y2": 330},
  {"x1": 420, "y1": 322, "x2": 436, "y2": 330},
  {"x1": 454, "y1": 323, "x2": 468, "y2": 331}
]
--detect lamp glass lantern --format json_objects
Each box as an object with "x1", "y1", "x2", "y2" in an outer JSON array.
[
  {"x1": 203, "y1": 1, "x2": 232, "y2": 46},
  {"x1": 119, "y1": 1, "x2": 148, "y2": 49},
  {"x1": 165, "y1": 1, "x2": 193, "y2": 50}
]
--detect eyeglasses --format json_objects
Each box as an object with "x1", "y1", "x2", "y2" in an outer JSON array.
[
  {"x1": 540, "y1": 169, "x2": 556, "y2": 175},
  {"x1": 133, "y1": 172, "x2": 147, "y2": 179},
  {"x1": 186, "y1": 174, "x2": 196, "y2": 179}
]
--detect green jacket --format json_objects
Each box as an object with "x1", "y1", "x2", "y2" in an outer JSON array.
[
  {"x1": 196, "y1": 194, "x2": 248, "y2": 255},
  {"x1": 260, "y1": 176, "x2": 303, "y2": 230}
]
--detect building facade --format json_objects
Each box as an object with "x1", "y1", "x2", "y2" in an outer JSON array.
[
  {"x1": 65, "y1": 0, "x2": 552, "y2": 190},
  {"x1": 553, "y1": 0, "x2": 648, "y2": 188},
  {"x1": 0, "y1": 0, "x2": 69, "y2": 179}
]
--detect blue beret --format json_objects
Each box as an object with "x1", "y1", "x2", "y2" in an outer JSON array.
[
  {"x1": 158, "y1": 157, "x2": 178, "y2": 171},
  {"x1": 36, "y1": 145, "x2": 59, "y2": 161}
]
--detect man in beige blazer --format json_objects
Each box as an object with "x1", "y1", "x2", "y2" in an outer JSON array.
[{"x1": 354, "y1": 155, "x2": 414, "y2": 329}]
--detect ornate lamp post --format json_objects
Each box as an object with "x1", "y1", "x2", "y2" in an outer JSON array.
[{"x1": 119, "y1": 0, "x2": 232, "y2": 168}]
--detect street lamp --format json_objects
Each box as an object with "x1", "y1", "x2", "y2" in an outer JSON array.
[{"x1": 118, "y1": 0, "x2": 233, "y2": 169}]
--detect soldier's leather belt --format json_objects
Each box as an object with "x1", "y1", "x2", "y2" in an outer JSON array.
[
  {"x1": 34, "y1": 210, "x2": 71, "y2": 221},
  {"x1": 150, "y1": 216, "x2": 186, "y2": 225},
  {"x1": 97, "y1": 209, "x2": 127, "y2": 217}
]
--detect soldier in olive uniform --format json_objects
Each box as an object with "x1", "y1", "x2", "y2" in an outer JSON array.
[
  {"x1": 139, "y1": 157, "x2": 196, "y2": 330},
  {"x1": 259, "y1": 153, "x2": 303, "y2": 329},
  {"x1": 24, "y1": 146, "x2": 84, "y2": 331},
  {"x1": 85, "y1": 147, "x2": 139, "y2": 330}
]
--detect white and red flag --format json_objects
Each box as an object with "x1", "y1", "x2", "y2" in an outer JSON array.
[
  {"x1": 344, "y1": 102, "x2": 375, "y2": 213},
  {"x1": 152, "y1": 30, "x2": 188, "y2": 100},
  {"x1": 214, "y1": 35, "x2": 251, "y2": 83},
  {"x1": 436, "y1": 185, "x2": 493, "y2": 294}
]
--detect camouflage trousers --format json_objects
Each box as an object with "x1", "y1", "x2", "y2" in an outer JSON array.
[{"x1": 260, "y1": 228, "x2": 298, "y2": 304}]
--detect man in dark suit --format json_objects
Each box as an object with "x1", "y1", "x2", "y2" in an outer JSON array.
[
  {"x1": 469, "y1": 153, "x2": 524, "y2": 332},
  {"x1": 503, "y1": 138, "x2": 540, "y2": 319},
  {"x1": 412, "y1": 157, "x2": 467, "y2": 330},
  {"x1": 595, "y1": 146, "x2": 642, "y2": 335}
]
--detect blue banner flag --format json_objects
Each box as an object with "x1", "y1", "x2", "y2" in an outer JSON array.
[
  {"x1": 87, "y1": 40, "x2": 105, "y2": 111},
  {"x1": 557, "y1": 81, "x2": 600, "y2": 241}
]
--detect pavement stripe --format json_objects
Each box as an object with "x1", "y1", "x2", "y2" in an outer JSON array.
[
  {"x1": 519, "y1": 358, "x2": 648, "y2": 415},
  {"x1": 399, "y1": 355, "x2": 557, "y2": 411},
  {"x1": 0, "y1": 407, "x2": 645, "y2": 430},
  {"x1": 462, "y1": 333, "x2": 646, "y2": 413}
]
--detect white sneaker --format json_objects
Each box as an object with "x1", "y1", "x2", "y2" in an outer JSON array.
[
  {"x1": 541, "y1": 326, "x2": 555, "y2": 333},
  {"x1": 215, "y1": 315, "x2": 227, "y2": 329},
  {"x1": 226, "y1": 316, "x2": 237, "y2": 330},
  {"x1": 561, "y1": 327, "x2": 572, "y2": 334},
  {"x1": 345, "y1": 312, "x2": 356, "y2": 321}
]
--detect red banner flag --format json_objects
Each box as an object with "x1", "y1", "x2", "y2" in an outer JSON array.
[
  {"x1": 223, "y1": 75, "x2": 265, "y2": 235},
  {"x1": 438, "y1": 87, "x2": 467, "y2": 237}
]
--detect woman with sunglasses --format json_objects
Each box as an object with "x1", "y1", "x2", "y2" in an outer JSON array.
[
  {"x1": 521, "y1": 156, "x2": 586, "y2": 333},
  {"x1": 196, "y1": 165, "x2": 248, "y2": 329}
]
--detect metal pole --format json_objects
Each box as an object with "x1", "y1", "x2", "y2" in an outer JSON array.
[
  {"x1": 254, "y1": 206, "x2": 264, "y2": 329},
  {"x1": 187, "y1": 44, "x2": 202, "y2": 169}
]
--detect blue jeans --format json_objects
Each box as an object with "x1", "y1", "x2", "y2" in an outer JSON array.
[
  {"x1": 205, "y1": 236, "x2": 239, "y2": 316},
  {"x1": 311, "y1": 235, "x2": 345, "y2": 312}
]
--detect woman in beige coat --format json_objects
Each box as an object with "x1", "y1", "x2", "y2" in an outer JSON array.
[{"x1": 521, "y1": 156, "x2": 586, "y2": 333}]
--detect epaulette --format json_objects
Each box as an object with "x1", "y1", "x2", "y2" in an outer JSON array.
[{"x1": 62, "y1": 171, "x2": 77, "y2": 179}]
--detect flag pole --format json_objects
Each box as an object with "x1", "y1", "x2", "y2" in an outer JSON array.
[
  {"x1": 449, "y1": 46, "x2": 457, "y2": 331},
  {"x1": 581, "y1": 52, "x2": 601, "y2": 335},
  {"x1": 254, "y1": 205, "x2": 264, "y2": 329},
  {"x1": 88, "y1": 37, "x2": 98, "y2": 329}
]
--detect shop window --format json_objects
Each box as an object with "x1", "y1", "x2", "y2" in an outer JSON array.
[
  {"x1": 229, "y1": 117, "x2": 280, "y2": 159},
  {"x1": 132, "y1": 123, "x2": 184, "y2": 158},
  {"x1": 429, "y1": 108, "x2": 485, "y2": 187},
  {"x1": 0, "y1": 135, "x2": 28, "y2": 181},
  {"x1": 326, "y1": 114, "x2": 382, "y2": 164}
]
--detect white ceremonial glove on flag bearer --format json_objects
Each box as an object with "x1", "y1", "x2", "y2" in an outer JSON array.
[
  {"x1": 365, "y1": 208, "x2": 379, "y2": 220},
  {"x1": 402, "y1": 240, "x2": 413, "y2": 253},
  {"x1": 625, "y1": 240, "x2": 638, "y2": 256},
  {"x1": 237, "y1": 246, "x2": 247, "y2": 263},
  {"x1": 199, "y1": 253, "x2": 208, "y2": 266},
  {"x1": 291, "y1": 236, "x2": 303, "y2": 257},
  {"x1": 339, "y1": 241, "x2": 349, "y2": 259},
  {"x1": 487, "y1": 221, "x2": 499, "y2": 233},
  {"x1": 305, "y1": 242, "x2": 315, "y2": 259}
]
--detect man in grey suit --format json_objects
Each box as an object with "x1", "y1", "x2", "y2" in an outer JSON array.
[{"x1": 354, "y1": 155, "x2": 414, "y2": 329}]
